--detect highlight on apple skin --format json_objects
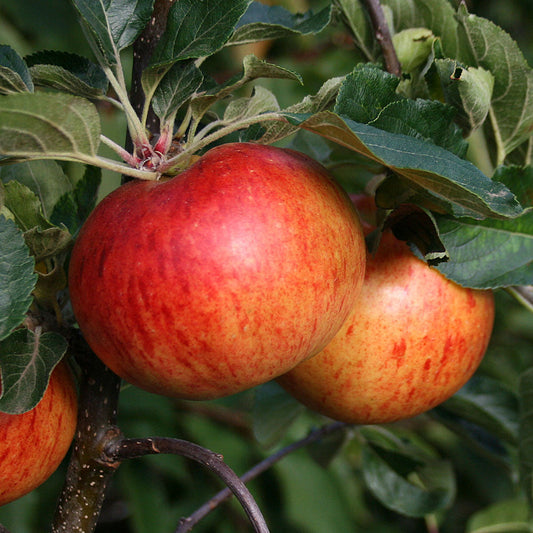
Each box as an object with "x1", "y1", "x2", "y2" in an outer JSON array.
[
  {"x1": 277, "y1": 201, "x2": 495, "y2": 425},
  {"x1": 68, "y1": 142, "x2": 367, "y2": 400},
  {"x1": 0, "y1": 362, "x2": 78, "y2": 506}
]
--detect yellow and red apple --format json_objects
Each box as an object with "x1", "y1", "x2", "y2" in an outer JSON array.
[
  {"x1": 68, "y1": 143, "x2": 367, "y2": 399},
  {"x1": 0, "y1": 362, "x2": 78, "y2": 506},
  {"x1": 278, "y1": 198, "x2": 495, "y2": 424}
]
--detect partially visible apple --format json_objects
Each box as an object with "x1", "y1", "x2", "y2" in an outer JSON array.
[
  {"x1": 278, "y1": 197, "x2": 495, "y2": 424},
  {"x1": 0, "y1": 362, "x2": 78, "y2": 506},
  {"x1": 68, "y1": 143, "x2": 366, "y2": 400}
]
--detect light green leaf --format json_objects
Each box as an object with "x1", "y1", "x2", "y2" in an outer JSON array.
[
  {"x1": 466, "y1": 498, "x2": 533, "y2": 533},
  {"x1": 0, "y1": 160, "x2": 73, "y2": 220},
  {"x1": 0, "y1": 328, "x2": 67, "y2": 414},
  {"x1": 456, "y1": 7, "x2": 533, "y2": 163},
  {"x1": 223, "y1": 86, "x2": 279, "y2": 122},
  {"x1": 0, "y1": 216, "x2": 36, "y2": 341},
  {"x1": 230, "y1": 2, "x2": 332, "y2": 45},
  {"x1": 0, "y1": 93, "x2": 101, "y2": 162},
  {"x1": 435, "y1": 59, "x2": 495, "y2": 134},
  {"x1": 3, "y1": 180, "x2": 53, "y2": 232},
  {"x1": 285, "y1": 111, "x2": 522, "y2": 220}
]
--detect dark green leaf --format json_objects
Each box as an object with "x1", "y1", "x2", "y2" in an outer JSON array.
[
  {"x1": 230, "y1": 2, "x2": 332, "y2": 45},
  {"x1": 335, "y1": 64, "x2": 468, "y2": 157},
  {"x1": 0, "y1": 93, "x2": 101, "y2": 161},
  {"x1": 285, "y1": 111, "x2": 523, "y2": 220},
  {"x1": 440, "y1": 376, "x2": 519, "y2": 445},
  {"x1": 362, "y1": 444, "x2": 455, "y2": 517},
  {"x1": 72, "y1": 0, "x2": 154, "y2": 66},
  {"x1": 150, "y1": 0, "x2": 251, "y2": 67},
  {"x1": 26, "y1": 50, "x2": 108, "y2": 98},
  {"x1": 0, "y1": 45, "x2": 33, "y2": 94},
  {"x1": 0, "y1": 216, "x2": 36, "y2": 341},
  {"x1": 519, "y1": 368, "x2": 533, "y2": 506},
  {"x1": 252, "y1": 382, "x2": 305, "y2": 448},
  {"x1": 151, "y1": 60, "x2": 204, "y2": 123},
  {"x1": 0, "y1": 328, "x2": 67, "y2": 414},
  {"x1": 434, "y1": 211, "x2": 533, "y2": 289},
  {"x1": 51, "y1": 166, "x2": 101, "y2": 234}
]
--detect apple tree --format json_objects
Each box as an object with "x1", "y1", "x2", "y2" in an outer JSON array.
[{"x1": 1, "y1": 0, "x2": 533, "y2": 531}]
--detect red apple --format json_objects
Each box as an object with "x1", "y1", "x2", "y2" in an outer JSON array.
[
  {"x1": 277, "y1": 202, "x2": 495, "y2": 424},
  {"x1": 68, "y1": 143, "x2": 366, "y2": 400},
  {"x1": 0, "y1": 362, "x2": 78, "y2": 506}
]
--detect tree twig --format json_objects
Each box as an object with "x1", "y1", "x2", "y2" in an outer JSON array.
[
  {"x1": 361, "y1": 0, "x2": 401, "y2": 76},
  {"x1": 175, "y1": 421, "x2": 349, "y2": 533},
  {"x1": 52, "y1": 333, "x2": 122, "y2": 533},
  {"x1": 105, "y1": 437, "x2": 270, "y2": 533}
]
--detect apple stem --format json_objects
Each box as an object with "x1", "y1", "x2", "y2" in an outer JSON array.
[{"x1": 105, "y1": 437, "x2": 271, "y2": 533}]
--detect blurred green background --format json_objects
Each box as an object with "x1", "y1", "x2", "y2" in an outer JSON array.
[{"x1": 1, "y1": 1, "x2": 533, "y2": 532}]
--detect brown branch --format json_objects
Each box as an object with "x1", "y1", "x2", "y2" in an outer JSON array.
[
  {"x1": 175, "y1": 421, "x2": 348, "y2": 533},
  {"x1": 52, "y1": 333, "x2": 122, "y2": 533},
  {"x1": 361, "y1": 0, "x2": 401, "y2": 76},
  {"x1": 105, "y1": 437, "x2": 270, "y2": 533}
]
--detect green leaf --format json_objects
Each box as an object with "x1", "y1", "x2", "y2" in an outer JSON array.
[
  {"x1": 3, "y1": 180, "x2": 53, "y2": 232},
  {"x1": 0, "y1": 216, "x2": 36, "y2": 341},
  {"x1": 223, "y1": 86, "x2": 279, "y2": 122},
  {"x1": 150, "y1": 60, "x2": 204, "y2": 123},
  {"x1": 3, "y1": 181, "x2": 72, "y2": 262},
  {"x1": 26, "y1": 50, "x2": 108, "y2": 98},
  {"x1": 0, "y1": 45, "x2": 33, "y2": 94},
  {"x1": 51, "y1": 166, "x2": 102, "y2": 234},
  {"x1": 190, "y1": 54, "x2": 302, "y2": 127},
  {"x1": 433, "y1": 209, "x2": 533, "y2": 289},
  {"x1": 383, "y1": 0, "x2": 460, "y2": 58},
  {"x1": 0, "y1": 93, "x2": 101, "y2": 162},
  {"x1": 392, "y1": 27, "x2": 435, "y2": 73},
  {"x1": 456, "y1": 6, "x2": 533, "y2": 163},
  {"x1": 0, "y1": 328, "x2": 67, "y2": 414},
  {"x1": 71, "y1": 0, "x2": 154, "y2": 67},
  {"x1": 0, "y1": 160, "x2": 73, "y2": 220},
  {"x1": 150, "y1": 0, "x2": 251, "y2": 67},
  {"x1": 439, "y1": 376, "x2": 519, "y2": 445},
  {"x1": 435, "y1": 59, "x2": 495, "y2": 135},
  {"x1": 362, "y1": 444, "x2": 455, "y2": 517},
  {"x1": 230, "y1": 2, "x2": 332, "y2": 45},
  {"x1": 466, "y1": 498, "x2": 533, "y2": 533},
  {"x1": 519, "y1": 368, "x2": 533, "y2": 506},
  {"x1": 252, "y1": 382, "x2": 305, "y2": 448},
  {"x1": 333, "y1": 0, "x2": 375, "y2": 62},
  {"x1": 335, "y1": 64, "x2": 468, "y2": 157},
  {"x1": 285, "y1": 111, "x2": 523, "y2": 220}
]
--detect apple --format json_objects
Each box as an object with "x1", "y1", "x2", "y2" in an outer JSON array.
[
  {"x1": 0, "y1": 362, "x2": 78, "y2": 506},
  {"x1": 277, "y1": 199, "x2": 495, "y2": 424},
  {"x1": 68, "y1": 142, "x2": 366, "y2": 400}
]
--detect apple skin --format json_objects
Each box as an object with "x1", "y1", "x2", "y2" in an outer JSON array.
[
  {"x1": 68, "y1": 142, "x2": 366, "y2": 400},
  {"x1": 277, "y1": 213, "x2": 495, "y2": 425},
  {"x1": 0, "y1": 362, "x2": 78, "y2": 506}
]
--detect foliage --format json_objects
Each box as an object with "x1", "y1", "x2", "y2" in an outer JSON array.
[{"x1": 0, "y1": 0, "x2": 533, "y2": 532}]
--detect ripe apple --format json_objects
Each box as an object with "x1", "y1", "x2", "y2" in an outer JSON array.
[
  {"x1": 0, "y1": 362, "x2": 78, "y2": 506},
  {"x1": 277, "y1": 199, "x2": 495, "y2": 424},
  {"x1": 68, "y1": 142, "x2": 366, "y2": 400}
]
